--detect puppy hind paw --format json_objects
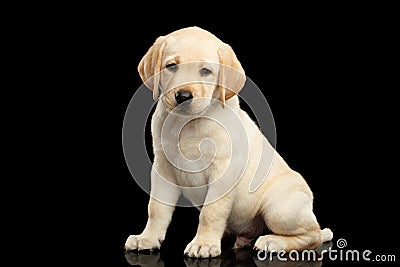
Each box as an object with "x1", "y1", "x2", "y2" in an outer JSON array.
[{"x1": 253, "y1": 235, "x2": 287, "y2": 252}]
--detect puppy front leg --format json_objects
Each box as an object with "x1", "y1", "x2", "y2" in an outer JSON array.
[
  {"x1": 125, "y1": 167, "x2": 180, "y2": 251},
  {"x1": 184, "y1": 192, "x2": 233, "y2": 258},
  {"x1": 125, "y1": 198, "x2": 176, "y2": 251}
]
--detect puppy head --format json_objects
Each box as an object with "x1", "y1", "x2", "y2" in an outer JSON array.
[{"x1": 138, "y1": 27, "x2": 246, "y2": 114}]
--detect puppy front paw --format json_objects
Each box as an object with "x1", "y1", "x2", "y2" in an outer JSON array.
[
  {"x1": 184, "y1": 237, "x2": 221, "y2": 258},
  {"x1": 125, "y1": 234, "x2": 162, "y2": 251}
]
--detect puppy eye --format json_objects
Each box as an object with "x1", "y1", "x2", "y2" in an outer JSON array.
[
  {"x1": 166, "y1": 63, "x2": 177, "y2": 72},
  {"x1": 200, "y1": 68, "x2": 212, "y2": 76}
]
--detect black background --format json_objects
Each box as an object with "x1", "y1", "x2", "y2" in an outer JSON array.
[{"x1": 48, "y1": 4, "x2": 399, "y2": 266}]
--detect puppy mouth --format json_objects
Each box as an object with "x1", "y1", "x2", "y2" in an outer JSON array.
[
  {"x1": 163, "y1": 96, "x2": 211, "y2": 115},
  {"x1": 174, "y1": 108, "x2": 203, "y2": 116},
  {"x1": 174, "y1": 101, "x2": 206, "y2": 115}
]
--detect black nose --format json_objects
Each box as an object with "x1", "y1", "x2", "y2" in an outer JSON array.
[{"x1": 175, "y1": 90, "x2": 193, "y2": 104}]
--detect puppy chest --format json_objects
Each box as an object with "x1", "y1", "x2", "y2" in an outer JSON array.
[{"x1": 178, "y1": 119, "x2": 231, "y2": 161}]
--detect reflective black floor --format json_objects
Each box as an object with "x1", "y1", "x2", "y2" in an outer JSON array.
[{"x1": 124, "y1": 242, "x2": 334, "y2": 267}]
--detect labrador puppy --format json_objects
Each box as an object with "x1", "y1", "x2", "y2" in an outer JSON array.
[{"x1": 125, "y1": 27, "x2": 333, "y2": 258}]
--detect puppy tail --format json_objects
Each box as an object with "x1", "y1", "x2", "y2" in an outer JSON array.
[{"x1": 321, "y1": 228, "x2": 333, "y2": 242}]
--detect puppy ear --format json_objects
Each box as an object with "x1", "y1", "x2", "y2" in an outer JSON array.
[
  {"x1": 138, "y1": 36, "x2": 167, "y2": 100},
  {"x1": 217, "y1": 43, "x2": 246, "y2": 105}
]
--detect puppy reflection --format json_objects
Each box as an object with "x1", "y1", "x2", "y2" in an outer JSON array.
[
  {"x1": 184, "y1": 257, "x2": 222, "y2": 267},
  {"x1": 125, "y1": 242, "x2": 332, "y2": 267},
  {"x1": 125, "y1": 251, "x2": 163, "y2": 267}
]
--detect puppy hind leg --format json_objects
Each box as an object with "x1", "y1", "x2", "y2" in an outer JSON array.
[{"x1": 255, "y1": 191, "x2": 323, "y2": 252}]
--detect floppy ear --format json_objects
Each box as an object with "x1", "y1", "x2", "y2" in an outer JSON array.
[
  {"x1": 138, "y1": 36, "x2": 167, "y2": 100},
  {"x1": 217, "y1": 43, "x2": 246, "y2": 105}
]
